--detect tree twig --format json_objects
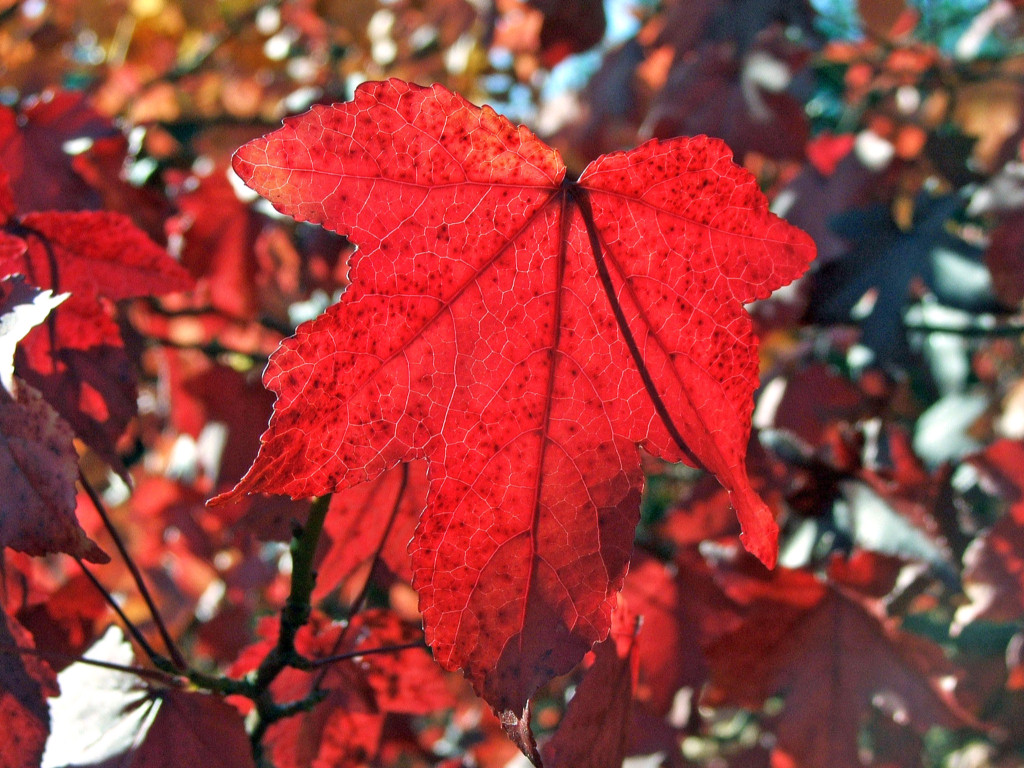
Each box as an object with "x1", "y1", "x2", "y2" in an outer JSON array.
[
  {"x1": 303, "y1": 640, "x2": 426, "y2": 669},
  {"x1": 79, "y1": 470, "x2": 188, "y2": 671},
  {"x1": 0, "y1": 644, "x2": 178, "y2": 685},
  {"x1": 72, "y1": 555, "x2": 169, "y2": 670},
  {"x1": 247, "y1": 494, "x2": 331, "y2": 756}
]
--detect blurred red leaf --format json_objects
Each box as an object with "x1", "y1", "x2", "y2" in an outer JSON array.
[
  {"x1": 0, "y1": 91, "x2": 114, "y2": 214},
  {"x1": 773, "y1": 143, "x2": 891, "y2": 267},
  {"x1": 168, "y1": 166, "x2": 262, "y2": 319},
  {"x1": 543, "y1": 599, "x2": 639, "y2": 768},
  {"x1": 959, "y1": 514, "x2": 1024, "y2": 624},
  {"x1": 621, "y1": 550, "x2": 741, "y2": 717},
  {"x1": 967, "y1": 439, "x2": 1024, "y2": 521},
  {"x1": 705, "y1": 583, "x2": 973, "y2": 768},
  {"x1": 165, "y1": 350, "x2": 291, "y2": 490},
  {"x1": 70, "y1": 134, "x2": 172, "y2": 243},
  {"x1": 756, "y1": 363, "x2": 866, "y2": 449},
  {"x1": 826, "y1": 550, "x2": 906, "y2": 599},
  {"x1": 985, "y1": 212, "x2": 1024, "y2": 307},
  {"x1": 805, "y1": 132, "x2": 856, "y2": 176},
  {"x1": 644, "y1": 39, "x2": 810, "y2": 163},
  {"x1": 528, "y1": 0, "x2": 606, "y2": 66},
  {"x1": 0, "y1": 607, "x2": 58, "y2": 768}
]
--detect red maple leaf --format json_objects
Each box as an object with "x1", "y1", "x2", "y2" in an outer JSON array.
[{"x1": 218, "y1": 79, "x2": 813, "y2": 716}]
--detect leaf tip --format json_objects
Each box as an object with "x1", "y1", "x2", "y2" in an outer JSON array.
[
  {"x1": 82, "y1": 539, "x2": 111, "y2": 564},
  {"x1": 740, "y1": 529, "x2": 778, "y2": 569},
  {"x1": 230, "y1": 145, "x2": 259, "y2": 188},
  {"x1": 206, "y1": 488, "x2": 241, "y2": 508},
  {"x1": 731, "y1": 486, "x2": 779, "y2": 569}
]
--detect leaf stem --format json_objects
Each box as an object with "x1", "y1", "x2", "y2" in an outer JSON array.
[
  {"x1": 79, "y1": 470, "x2": 188, "y2": 671},
  {"x1": 302, "y1": 639, "x2": 425, "y2": 669},
  {"x1": 0, "y1": 643, "x2": 179, "y2": 685},
  {"x1": 72, "y1": 555, "x2": 171, "y2": 671}
]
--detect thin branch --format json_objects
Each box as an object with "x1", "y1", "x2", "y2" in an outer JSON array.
[
  {"x1": 164, "y1": 1, "x2": 280, "y2": 82},
  {"x1": 303, "y1": 640, "x2": 426, "y2": 669},
  {"x1": 141, "y1": 297, "x2": 294, "y2": 337},
  {"x1": 904, "y1": 316, "x2": 1024, "y2": 337},
  {"x1": 145, "y1": 336, "x2": 271, "y2": 365},
  {"x1": 72, "y1": 556, "x2": 168, "y2": 670},
  {"x1": 78, "y1": 470, "x2": 188, "y2": 671},
  {"x1": 0, "y1": 644, "x2": 178, "y2": 685}
]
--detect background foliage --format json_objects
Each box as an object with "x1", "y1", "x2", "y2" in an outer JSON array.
[{"x1": 3, "y1": 0, "x2": 1024, "y2": 767}]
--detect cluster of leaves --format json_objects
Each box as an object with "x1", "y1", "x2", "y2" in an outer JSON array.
[{"x1": 3, "y1": 1, "x2": 1024, "y2": 768}]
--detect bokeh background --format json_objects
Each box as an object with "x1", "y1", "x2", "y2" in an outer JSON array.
[{"x1": 5, "y1": 1, "x2": 1024, "y2": 767}]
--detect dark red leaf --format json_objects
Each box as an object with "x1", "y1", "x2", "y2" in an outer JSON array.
[
  {"x1": 0, "y1": 92, "x2": 115, "y2": 214},
  {"x1": 0, "y1": 380, "x2": 106, "y2": 562},
  {"x1": 706, "y1": 585, "x2": 974, "y2": 768},
  {"x1": 44, "y1": 628, "x2": 255, "y2": 768},
  {"x1": 165, "y1": 350, "x2": 290, "y2": 491},
  {"x1": 755, "y1": 363, "x2": 866, "y2": 449},
  {"x1": 0, "y1": 279, "x2": 105, "y2": 562},
  {"x1": 0, "y1": 172, "x2": 193, "y2": 470},
  {"x1": 776, "y1": 144, "x2": 891, "y2": 267},
  {"x1": 543, "y1": 599, "x2": 639, "y2": 768},
  {"x1": 263, "y1": 704, "x2": 384, "y2": 768},
  {"x1": 645, "y1": 37, "x2": 810, "y2": 163},
  {"x1": 16, "y1": 573, "x2": 108, "y2": 668},
  {"x1": 218, "y1": 79, "x2": 813, "y2": 715},
  {"x1": 0, "y1": 607, "x2": 58, "y2": 768},
  {"x1": 621, "y1": 551, "x2": 741, "y2": 716},
  {"x1": 16, "y1": 297, "x2": 137, "y2": 475},
  {"x1": 528, "y1": 0, "x2": 606, "y2": 66}
]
